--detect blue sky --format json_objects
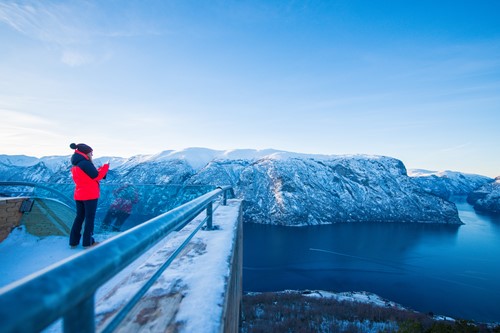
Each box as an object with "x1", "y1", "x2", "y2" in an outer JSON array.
[{"x1": 1, "y1": 0, "x2": 499, "y2": 177}]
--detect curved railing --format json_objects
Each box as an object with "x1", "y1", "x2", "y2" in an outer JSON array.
[
  {"x1": 0, "y1": 181, "x2": 75, "y2": 208},
  {"x1": 0, "y1": 186, "x2": 234, "y2": 333}
]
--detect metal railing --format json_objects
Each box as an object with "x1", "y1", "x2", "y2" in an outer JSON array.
[{"x1": 0, "y1": 185, "x2": 234, "y2": 333}]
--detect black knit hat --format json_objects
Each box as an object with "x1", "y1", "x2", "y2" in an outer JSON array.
[{"x1": 70, "y1": 143, "x2": 93, "y2": 154}]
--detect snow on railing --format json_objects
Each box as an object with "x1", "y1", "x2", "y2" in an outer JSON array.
[{"x1": 0, "y1": 186, "x2": 234, "y2": 333}]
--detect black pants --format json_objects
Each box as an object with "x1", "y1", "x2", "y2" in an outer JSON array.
[{"x1": 70, "y1": 199, "x2": 98, "y2": 247}]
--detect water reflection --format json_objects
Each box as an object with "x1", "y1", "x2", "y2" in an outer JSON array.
[
  {"x1": 244, "y1": 222, "x2": 460, "y2": 281},
  {"x1": 475, "y1": 210, "x2": 500, "y2": 226},
  {"x1": 243, "y1": 209, "x2": 500, "y2": 323}
]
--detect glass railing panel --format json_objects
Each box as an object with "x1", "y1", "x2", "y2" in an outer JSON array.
[{"x1": 0, "y1": 182, "x2": 217, "y2": 232}]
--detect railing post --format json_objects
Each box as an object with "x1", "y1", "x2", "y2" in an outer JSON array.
[
  {"x1": 64, "y1": 294, "x2": 95, "y2": 333},
  {"x1": 206, "y1": 202, "x2": 213, "y2": 230}
]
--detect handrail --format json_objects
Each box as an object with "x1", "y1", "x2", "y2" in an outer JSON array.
[
  {"x1": 0, "y1": 181, "x2": 75, "y2": 209},
  {"x1": 0, "y1": 185, "x2": 233, "y2": 333}
]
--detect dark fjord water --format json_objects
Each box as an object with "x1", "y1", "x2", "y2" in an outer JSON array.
[{"x1": 243, "y1": 199, "x2": 500, "y2": 323}]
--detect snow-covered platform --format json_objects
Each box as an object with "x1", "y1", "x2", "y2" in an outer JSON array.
[{"x1": 0, "y1": 199, "x2": 242, "y2": 333}]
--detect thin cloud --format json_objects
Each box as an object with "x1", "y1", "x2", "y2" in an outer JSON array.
[
  {"x1": 0, "y1": 110, "x2": 60, "y2": 139},
  {"x1": 0, "y1": 110, "x2": 61, "y2": 146},
  {"x1": 385, "y1": 41, "x2": 500, "y2": 84},
  {"x1": 0, "y1": 109, "x2": 52, "y2": 126},
  {"x1": 61, "y1": 50, "x2": 94, "y2": 67},
  {"x1": 0, "y1": 1, "x2": 88, "y2": 45},
  {"x1": 0, "y1": 1, "x2": 162, "y2": 67},
  {"x1": 438, "y1": 143, "x2": 472, "y2": 153},
  {"x1": 0, "y1": 1, "x2": 166, "y2": 43}
]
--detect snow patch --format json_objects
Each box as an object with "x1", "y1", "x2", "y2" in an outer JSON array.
[
  {"x1": 0, "y1": 226, "x2": 118, "y2": 288},
  {"x1": 300, "y1": 290, "x2": 406, "y2": 309}
]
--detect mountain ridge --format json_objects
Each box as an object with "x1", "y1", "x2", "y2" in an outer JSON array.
[{"x1": 1, "y1": 148, "x2": 497, "y2": 224}]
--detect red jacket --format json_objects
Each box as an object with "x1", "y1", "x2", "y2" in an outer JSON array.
[{"x1": 71, "y1": 150, "x2": 109, "y2": 200}]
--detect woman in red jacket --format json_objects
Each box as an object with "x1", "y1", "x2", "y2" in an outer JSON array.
[{"x1": 69, "y1": 143, "x2": 109, "y2": 248}]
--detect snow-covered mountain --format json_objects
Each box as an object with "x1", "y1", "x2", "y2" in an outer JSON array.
[
  {"x1": 194, "y1": 154, "x2": 463, "y2": 225},
  {"x1": 0, "y1": 148, "x2": 468, "y2": 225},
  {"x1": 408, "y1": 169, "x2": 493, "y2": 199},
  {"x1": 467, "y1": 177, "x2": 500, "y2": 214}
]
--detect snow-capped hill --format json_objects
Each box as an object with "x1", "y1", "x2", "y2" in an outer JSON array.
[
  {"x1": 142, "y1": 148, "x2": 266, "y2": 170},
  {"x1": 147, "y1": 148, "x2": 307, "y2": 169},
  {"x1": 93, "y1": 156, "x2": 128, "y2": 169},
  {"x1": 408, "y1": 169, "x2": 492, "y2": 199},
  {"x1": 408, "y1": 169, "x2": 489, "y2": 182},
  {"x1": 220, "y1": 148, "x2": 282, "y2": 160},
  {"x1": 38, "y1": 156, "x2": 70, "y2": 172},
  {"x1": 467, "y1": 177, "x2": 500, "y2": 214},
  {"x1": 408, "y1": 169, "x2": 436, "y2": 177},
  {"x1": 0, "y1": 155, "x2": 40, "y2": 167},
  {"x1": 111, "y1": 154, "x2": 155, "y2": 172},
  {"x1": 154, "y1": 148, "x2": 222, "y2": 170},
  {"x1": 136, "y1": 148, "x2": 402, "y2": 170},
  {"x1": 0, "y1": 157, "x2": 59, "y2": 183}
]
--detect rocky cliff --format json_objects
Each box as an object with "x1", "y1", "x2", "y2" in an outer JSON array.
[{"x1": 467, "y1": 177, "x2": 500, "y2": 214}]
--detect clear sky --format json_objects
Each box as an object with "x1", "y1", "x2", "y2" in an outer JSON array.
[{"x1": 1, "y1": 1, "x2": 499, "y2": 177}]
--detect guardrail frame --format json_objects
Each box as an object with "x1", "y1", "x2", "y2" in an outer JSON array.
[{"x1": 0, "y1": 185, "x2": 234, "y2": 333}]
